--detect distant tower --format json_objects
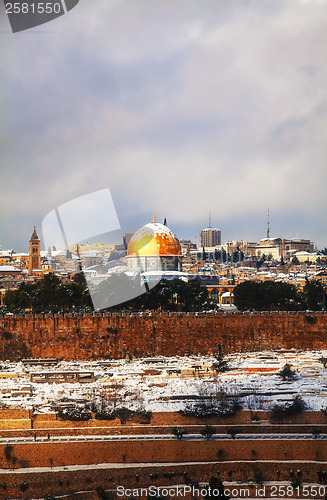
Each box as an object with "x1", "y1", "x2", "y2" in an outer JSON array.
[
  {"x1": 266, "y1": 208, "x2": 270, "y2": 238},
  {"x1": 200, "y1": 212, "x2": 221, "y2": 247},
  {"x1": 200, "y1": 227, "x2": 221, "y2": 247},
  {"x1": 28, "y1": 227, "x2": 41, "y2": 274}
]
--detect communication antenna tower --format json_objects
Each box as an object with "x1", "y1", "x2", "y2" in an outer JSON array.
[{"x1": 266, "y1": 208, "x2": 270, "y2": 239}]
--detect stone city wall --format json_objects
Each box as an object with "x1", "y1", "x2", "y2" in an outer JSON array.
[
  {"x1": 0, "y1": 311, "x2": 326, "y2": 361},
  {"x1": 2, "y1": 460, "x2": 326, "y2": 500},
  {"x1": 1, "y1": 438, "x2": 326, "y2": 469},
  {"x1": 0, "y1": 440, "x2": 326, "y2": 499}
]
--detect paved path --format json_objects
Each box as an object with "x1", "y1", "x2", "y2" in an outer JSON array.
[
  {"x1": 0, "y1": 433, "x2": 326, "y2": 444},
  {"x1": 0, "y1": 459, "x2": 326, "y2": 475}
]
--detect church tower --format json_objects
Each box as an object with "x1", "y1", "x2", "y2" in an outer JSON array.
[{"x1": 28, "y1": 227, "x2": 41, "y2": 274}]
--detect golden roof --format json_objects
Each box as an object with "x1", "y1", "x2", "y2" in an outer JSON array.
[{"x1": 127, "y1": 222, "x2": 181, "y2": 257}]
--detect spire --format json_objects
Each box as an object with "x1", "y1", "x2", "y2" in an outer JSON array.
[
  {"x1": 266, "y1": 208, "x2": 270, "y2": 239},
  {"x1": 209, "y1": 210, "x2": 211, "y2": 229},
  {"x1": 163, "y1": 216, "x2": 167, "y2": 226},
  {"x1": 153, "y1": 211, "x2": 156, "y2": 223},
  {"x1": 30, "y1": 226, "x2": 40, "y2": 241}
]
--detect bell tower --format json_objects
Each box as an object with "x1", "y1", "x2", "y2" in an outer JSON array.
[{"x1": 28, "y1": 226, "x2": 41, "y2": 274}]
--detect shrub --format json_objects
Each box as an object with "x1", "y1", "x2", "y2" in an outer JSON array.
[
  {"x1": 115, "y1": 407, "x2": 134, "y2": 424},
  {"x1": 200, "y1": 425, "x2": 216, "y2": 439},
  {"x1": 321, "y1": 407, "x2": 327, "y2": 416},
  {"x1": 291, "y1": 477, "x2": 302, "y2": 489},
  {"x1": 227, "y1": 428, "x2": 240, "y2": 439},
  {"x1": 254, "y1": 470, "x2": 264, "y2": 485},
  {"x1": 133, "y1": 408, "x2": 152, "y2": 424},
  {"x1": 278, "y1": 363, "x2": 296, "y2": 380},
  {"x1": 181, "y1": 398, "x2": 240, "y2": 418},
  {"x1": 95, "y1": 409, "x2": 116, "y2": 420},
  {"x1": 95, "y1": 487, "x2": 109, "y2": 500},
  {"x1": 172, "y1": 427, "x2": 188, "y2": 440},
  {"x1": 4, "y1": 445, "x2": 13, "y2": 460},
  {"x1": 94, "y1": 406, "x2": 151, "y2": 423},
  {"x1": 20, "y1": 482, "x2": 28, "y2": 492},
  {"x1": 57, "y1": 406, "x2": 92, "y2": 421},
  {"x1": 202, "y1": 476, "x2": 229, "y2": 499},
  {"x1": 271, "y1": 396, "x2": 306, "y2": 420},
  {"x1": 291, "y1": 396, "x2": 306, "y2": 414}
]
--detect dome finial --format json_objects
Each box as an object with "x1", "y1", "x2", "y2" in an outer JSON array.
[{"x1": 153, "y1": 211, "x2": 156, "y2": 223}]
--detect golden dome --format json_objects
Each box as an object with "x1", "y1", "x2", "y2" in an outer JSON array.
[{"x1": 127, "y1": 222, "x2": 181, "y2": 257}]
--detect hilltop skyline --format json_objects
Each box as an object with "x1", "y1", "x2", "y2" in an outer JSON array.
[{"x1": 0, "y1": 210, "x2": 322, "y2": 254}]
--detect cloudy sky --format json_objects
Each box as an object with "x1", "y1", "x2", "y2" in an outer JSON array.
[{"x1": 1, "y1": 0, "x2": 326, "y2": 251}]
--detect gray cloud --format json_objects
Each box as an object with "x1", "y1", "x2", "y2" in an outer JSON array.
[{"x1": 1, "y1": 0, "x2": 326, "y2": 250}]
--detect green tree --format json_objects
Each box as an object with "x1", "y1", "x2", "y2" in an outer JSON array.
[
  {"x1": 128, "y1": 278, "x2": 214, "y2": 312},
  {"x1": 233, "y1": 280, "x2": 301, "y2": 311},
  {"x1": 302, "y1": 279, "x2": 327, "y2": 311},
  {"x1": 271, "y1": 396, "x2": 306, "y2": 421},
  {"x1": 278, "y1": 363, "x2": 296, "y2": 380},
  {"x1": 4, "y1": 273, "x2": 92, "y2": 313},
  {"x1": 213, "y1": 344, "x2": 229, "y2": 373}
]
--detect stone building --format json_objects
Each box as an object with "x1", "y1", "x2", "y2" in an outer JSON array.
[{"x1": 28, "y1": 227, "x2": 41, "y2": 275}]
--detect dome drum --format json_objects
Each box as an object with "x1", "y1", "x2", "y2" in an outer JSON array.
[{"x1": 128, "y1": 255, "x2": 182, "y2": 272}]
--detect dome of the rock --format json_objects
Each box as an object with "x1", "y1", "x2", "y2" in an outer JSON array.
[
  {"x1": 127, "y1": 219, "x2": 182, "y2": 273},
  {"x1": 127, "y1": 222, "x2": 181, "y2": 257}
]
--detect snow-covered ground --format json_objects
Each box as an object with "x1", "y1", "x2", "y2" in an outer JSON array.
[{"x1": 0, "y1": 350, "x2": 326, "y2": 413}]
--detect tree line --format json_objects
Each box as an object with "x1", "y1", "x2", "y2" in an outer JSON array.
[
  {"x1": 233, "y1": 279, "x2": 326, "y2": 311},
  {"x1": 2, "y1": 274, "x2": 214, "y2": 314},
  {"x1": 2, "y1": 272, "x2": 325, "y2": 313}
]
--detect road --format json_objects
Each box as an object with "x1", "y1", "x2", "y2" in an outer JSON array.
[{"x1": 0, "y1": 433, "x2": 326, "y2": 444}]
